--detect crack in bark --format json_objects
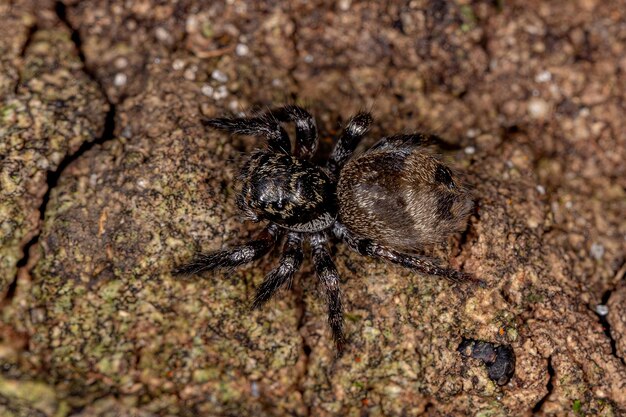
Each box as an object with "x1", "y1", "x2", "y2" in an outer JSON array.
[
  {"x1": 596, "y1": 285, "x2": 626, "y2": 366},
  {"x1": 54, "y1": 2, "x2": 116, "y2": 110},
  {"x1": 589, "y1": 262, "x2": 626, "y2": 366},
  {"x1": 55, "y1": 2, "x2": 86, "y2": 75},
  {"x1": 14, "y1": 22, "x2": 38, "y2": 94},
  {"x1": 51, "y1": 0, "x2": 117, "y2": 203},
  {"x1": 532, "y1": 355, "x2": 554, "y2": 413},
  {"x1": 598, "y1": 289, "x2": 619, "y2": 358},
  {"x1": 6, "y1": 2, "x2": 116, "y2": 302}
]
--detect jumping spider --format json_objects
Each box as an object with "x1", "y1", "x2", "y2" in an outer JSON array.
[{"x1": 174, "y1": 105, "x2": 478, "y2": 351}]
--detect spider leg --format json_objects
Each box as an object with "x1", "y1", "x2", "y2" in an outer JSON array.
[
  {"x1": 269, "y1": 105, "x2": 318, "y2": 159},
  {"x1": 203, "y1": 114, "x2": 291, "y2": 154},
  {"x1": 327, "y1": 112, "x2": 373, "y2": 177},
  {"x1": 310, "y1": 232, "x2": 345, "y2": 352},
  {"x1": 252, "y1": 232, "x2": 304, "y2": 309},
  {"x1": 172, "y1": 224, "x2": 281, "y2": 276},
  {"x1": 333, "y1": 222, "x2": 482, "y2": 286}
]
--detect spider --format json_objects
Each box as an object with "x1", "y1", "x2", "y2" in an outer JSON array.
[{"x1": 173, "y1": 105, "x2": 478, "y2": 351}]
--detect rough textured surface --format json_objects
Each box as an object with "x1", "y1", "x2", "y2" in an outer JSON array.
[
  {"x1": 0, "y1": 2, "x2": 108, "y2": 293},
  {"x1": 0, "y1": 0, "x2": 625, "y2": 416}
]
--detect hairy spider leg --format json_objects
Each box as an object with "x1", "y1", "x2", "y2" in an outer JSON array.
[
  {"x1": 270, "y1": 105, "x2": 318, "y2": 159},
  {"x1": 252, "y1": 232, "x2": 304, "y2": 309},
  {"x1": 310, "y1": 232, "x2": 345, "y2": 352},
  {"x1": 327, "y1": 112, "x2": 373, "y2": 177},
  {"x1": 333, "y1": 223, "x2": 483, "y2": 286},
  {"x1": 172, "y1": 224, "x2": 281, "y2": 275},
  {"x1": 202, "y1": 114, "x2": 291, "y2": 154}
]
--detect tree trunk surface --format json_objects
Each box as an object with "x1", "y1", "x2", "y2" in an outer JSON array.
[{"x1": 1, "y1": 1, "x2": 624, "y2": 416}]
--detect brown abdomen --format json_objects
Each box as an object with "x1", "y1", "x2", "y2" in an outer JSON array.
[{"x1": 337, "y1": 146, "x2": 473, "y2": 251}]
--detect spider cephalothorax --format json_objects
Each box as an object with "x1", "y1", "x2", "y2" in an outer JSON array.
[{"x1": 173, "y1": 105, "x2": 478, "y2": 351}]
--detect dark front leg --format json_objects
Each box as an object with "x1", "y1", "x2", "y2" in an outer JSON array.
[
  {"x1": 270, "y1": 105, "x2": 318, "y2": 159},
  {"x1": 333, "y1": 222, "x2": 482, "y2": 285},
  {"x1": 203, "y1": 114, "x2": 291, "y2": 154},
  {"x1": 310, "y1": 232, "x2": 345, "y2": 352},
  {"x1": 327, "y1": 112, "x2": 373, "y2": 177},
  {"x1": 252, "y1": 232, "x2": 304, "y2": 309},
  {"x1": 172, "y1": 224, "x2": 281, "y2": 276}
]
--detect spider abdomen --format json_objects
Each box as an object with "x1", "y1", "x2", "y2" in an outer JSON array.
[
  {"x1": 238, "y1": 151, "x2": 337, "y2": 232},
  {"x1": 337, "y1": 144, "x2": 473, "y2": 251}
]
